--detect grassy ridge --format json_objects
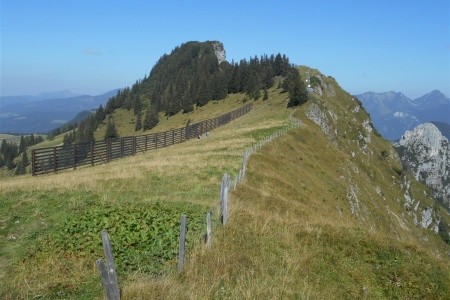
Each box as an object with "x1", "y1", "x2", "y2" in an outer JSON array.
[
  {"x1": 142, "y1": 112, "x2": 449, "y2": 299},
  {"x1": 1, "y1": 72, "x2": 449, "y2": 299}
]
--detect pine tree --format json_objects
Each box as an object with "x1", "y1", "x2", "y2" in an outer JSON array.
[
  {"x1": 1, "y1": 139, "x2": 7, "y2": 156},
  {"x1": 263, "y1": 86, "x2": 269, "y2": 100},
  {"x1": 22, "y1": 150, "x2": 29, "y2": 166},
  {"x1": 135, "y1": 112, "x2": 143, "y2": 131},
  {"x1": 96, "y1": 105, "x2": 106, "y2": 122},
  {"x1": 143, "y1": 108, "x2": 159, "y2": 131},
  {"x1": 19, "y1": 135, "x2": 26, "y2": 153},
  {"x1": 133, "y1": 96, "x2": 143, "y2": 115},
  {"x1": 285, "y1": 67, "x2": 308, "y2": 107},
  {"x1": 104, "y1": 118, "x2": 119, "y2": 140},
  {"x1": 14, "y1": 151, "x2": 28, "y2": 175}
]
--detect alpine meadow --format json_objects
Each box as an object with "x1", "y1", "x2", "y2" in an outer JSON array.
[{"x1": 1, "y1": 41, "x2": 449, "y2": 299}]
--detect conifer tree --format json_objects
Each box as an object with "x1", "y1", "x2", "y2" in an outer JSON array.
[
  {"x1": 135, "y1": 112, "x2": 143, "y2": 131},
  {"x1": 263, "y1": 86, "x2": 269, "y2": 100},
  {"x1": 143, "y1": 108, "x2": 159, "y2": 131},
  {"x1": 104, "y1": 118, "x2": 119, "y2": 139},
  {"x1": 133, "y1": 96, "x2": 143, "y2": 115},
  {"x1": 19, "y1": 135, "x2": 26, "y2": 153},
  {"x1": 285, "y1": 67, "x2": 308, "y2": 107},
  {"x1": 22, "y1": 149, "x2": 29, "y2": 166},
  {"x1": 14, "y1": 151, "x2": 29, "y2": 175}
]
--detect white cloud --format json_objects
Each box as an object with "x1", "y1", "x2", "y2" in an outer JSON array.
[{"x1": 82, "y1": 48, "x2": 102, "y2": 56}]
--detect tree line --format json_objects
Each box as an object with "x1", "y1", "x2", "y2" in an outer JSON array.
[{"x1": 0, "y1": 134, "x2": 44, "y2": 174}]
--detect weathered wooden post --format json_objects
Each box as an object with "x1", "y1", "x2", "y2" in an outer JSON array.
[
  {"x1": 220, "y1": 173, "x2": 230, "y2": 225},
  {"x1": 90, "y1": 141, "x2": 94, "y2": 166},
  {"x1": 178, "y1": 214, "x2": 187, "y2": 272},
  {"x1": 73, "y1": 144, "x2": 77, "y2": 169},
  {"x1": 206, "y1": 212, "x2": 212, "y2": 248},
  {"x1": 96, "y1": 230, "x2": 120, "y2": 300},
  {"x1": 53, "y1": 147, "x2": 57, "y2": 172},
  {"x1": 31, "y1": 149, "x2": 36, "y2": 176}
]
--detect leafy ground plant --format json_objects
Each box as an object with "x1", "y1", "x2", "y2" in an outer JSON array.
[{"x1": 51, "y1": 201, "x2": 207, "y2": 274}]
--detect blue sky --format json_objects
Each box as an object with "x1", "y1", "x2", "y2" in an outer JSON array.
[{"x1": 1, "y1": 0, "x2": 449, "y2": 99}]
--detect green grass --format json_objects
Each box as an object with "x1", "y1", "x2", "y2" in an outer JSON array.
[{"x1": 1, "y1": 73, "x2": 449, "y2": 299}]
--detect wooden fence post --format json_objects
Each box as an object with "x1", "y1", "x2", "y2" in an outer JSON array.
[
  {"x1": 31, "y1": 149, "x2": 36, "y2": 176},
  {"x1": 107, "y1": 139, "x2": 111, "y2": 162},
  {"x1": 206, "y1": 212, "x2": 212, "y2": 248},
  {"x1": 220, "y1": 173, "x2": 230, "y2": 225},
  {"x1": 91, "y1": 141, "x2": 94, "y2": 166},
  {"x1": 96, "y1": 230, "x2": 120, "y2": 300},
  {"x1": 178, "y1": 214, "x2": 187, "y2": 272},
  {"x1": 120, "y1": 138, "x2": 124, "y2": 157},
  {"x1": 53, "y1": 147, "x2": 57, "y2": 172}
]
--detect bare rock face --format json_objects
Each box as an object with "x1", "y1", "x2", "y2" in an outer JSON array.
[
  {"x1": 396, "y1": 123, "x2": 450, "y2": 210},
  {"x1": 211, "y1": 41, "x2": 226, "y2": 64}
]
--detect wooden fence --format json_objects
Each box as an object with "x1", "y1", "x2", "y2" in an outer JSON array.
[{"x1": 32, "y1": 103, "x2": 252, "y2": 176}]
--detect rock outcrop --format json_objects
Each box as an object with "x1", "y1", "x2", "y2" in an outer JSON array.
[
  {"x1": 211, "y1": 41, "x2": 226, "y2": 64},
  {"x1": 396, "y1": 123, "x2": 450, "y2": 210}
]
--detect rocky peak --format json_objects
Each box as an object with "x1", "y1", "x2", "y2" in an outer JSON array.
[
  {"x1": 211, "y1": 41, "x2": 226, "y2": 64},
  {"x1": 396, "y1": 123, "x2": 450, "y2": 210},
  {"x1": 399, "y1": 123, "x2": 447, "y2": 156}
]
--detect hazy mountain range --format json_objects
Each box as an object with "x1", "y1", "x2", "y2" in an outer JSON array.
[
  {"x1": 355, "y1": 90, "x2": 450, "y2": 141},
  {"x1": 0, "y1": 89, "x2": 119, "y2": 134}
]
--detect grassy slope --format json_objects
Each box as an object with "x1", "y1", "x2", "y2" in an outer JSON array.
[
  {"x1": 0, "y1": 89, "x2": 289, "y2": 298},
  {"x1": 1, "y1": 71, "x2": 449, "y2": 299}
]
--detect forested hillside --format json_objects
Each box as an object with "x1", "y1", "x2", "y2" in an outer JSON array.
[{"x1": 53, "y1": 41, "x2": 307, "y2": 145}]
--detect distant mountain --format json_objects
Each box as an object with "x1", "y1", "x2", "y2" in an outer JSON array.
[
  {"x1": 0, "y1": 89, "x2": 119, "y2": 134},
  {"x1": 395, "y1": 123, "x2": 450, "y2": 211},
  {"x1": 0, "y1": 90, "x2": 81, "y2": 107},
  {"x1": 355, "y1": 90, "x2": 450, "y2": 141}
]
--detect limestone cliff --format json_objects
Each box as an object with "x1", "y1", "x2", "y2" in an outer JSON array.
[{"x1": 396, "y1": 123, "x2": 450, "y2": 211}]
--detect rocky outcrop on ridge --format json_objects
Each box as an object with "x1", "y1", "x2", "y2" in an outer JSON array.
[{"x1": 396, "y1": 123, "x2": 450, "y2": 211}]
